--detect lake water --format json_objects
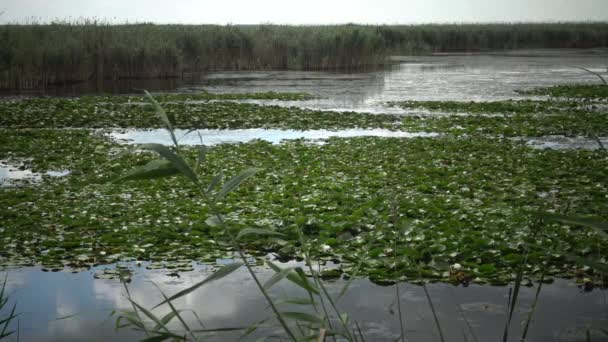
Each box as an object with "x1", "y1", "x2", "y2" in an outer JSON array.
[
  {"x1": 3, "y1": 263, "x2": 607, "y2": 342},
  {"x1": 108, "y1": 128, "x2": 440, "y2": 146},
  {"x1": 181, "y1": 49, "x2": 608, "y2": 115}
]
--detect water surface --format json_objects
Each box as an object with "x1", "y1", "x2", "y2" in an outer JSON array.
[
  {"x1": 108, "y1": 128, "x2": 440, "y2": 146},
  {"x1": 3, "y1": 265, "x2": 607, "y2": 342}
]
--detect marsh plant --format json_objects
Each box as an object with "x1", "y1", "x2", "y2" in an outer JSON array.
[
  {"x1": 107, "y1": 91, "x2": 607, "y2": 341},
  {"x1": 3, "y1": 22, "x2": 608, "y2": 90},
  {"x1": 0, "y1": 274, "x2": 18, "y2": 340},
  {"x1": 112, "y1": 91, "x2": 370, "y2": 341}
]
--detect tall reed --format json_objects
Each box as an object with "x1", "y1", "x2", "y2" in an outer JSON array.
[{"x1": 1, "y1": 22, "x2": 608, "y2": 90}]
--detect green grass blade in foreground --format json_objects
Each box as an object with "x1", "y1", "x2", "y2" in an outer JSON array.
[
  {"x1": 568, "y1": 66, "x2": 608, "y2": 85},
  {"x1": 140, "y1": 333, "x2": 179, "y2": 342},
  {"x1": 153, "y1": 262, "x2": 243, "y2": 309},
  {"x1": 115, "y1": 159, "x2": 180, "y2": 182},
  {"x1": 144, "y1": 90, "x2": 179, "y2": 148},
  {"x1": 281, "y1": 312, "x2": 324, "y2": 325},
  {"x1": 0, "y1": 275, "x2": 17, "y2": 339},
  {"x1": 207, "y1": 172, "x2": 223, "y2": 193},
  {"x1": 239, "y1": 317, "x2": 270, "y2": 340},
  {"x1": 216, "y1": 168, "x2": 263, "y2": 200},
  {"x1": 267, "y1": 261, "x2": 319, "y2": 295},
  {"x1": 264, "y1": 266, "x2": 297, "y2": 290},
  {"x1": 521, "y1": 271, "x2": 545, "y2": 341},
  {"x1": 502, "y1": 262, "x2": 525, "y2": 342},
  {"x1": 0, "y1": 303, "x2": 17, "y2": 339},
  {"x1": 138, "y1": 144, "x2": 199, "y2": 185}
]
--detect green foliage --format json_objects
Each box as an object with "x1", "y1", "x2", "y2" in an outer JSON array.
[
  {"x1": 2, "y1": 96, "x2": 607, "y2": 137},
  {"x1": 2, "y1": 22, "x2": 608, "y2": 90},
  {"x1": 517, "y1": 84, "x2": 608, "y2": 99}
]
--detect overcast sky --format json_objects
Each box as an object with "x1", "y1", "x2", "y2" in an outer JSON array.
[{"x1": 2, "y1": 0, "x2": 608, "y2": 25}]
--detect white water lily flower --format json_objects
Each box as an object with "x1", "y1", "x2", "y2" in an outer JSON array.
[{"x1": 321, "y1": 244, "x2": 332, "y2": 252}]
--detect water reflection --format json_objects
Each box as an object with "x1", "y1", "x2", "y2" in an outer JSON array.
[
  {"x1": 523, "y1": 136, "x2": 608, "y2": 150},
  {"x1": 0, "y1": 161, "x2": 70, "y2": 187},
  {"x1": 188, "y1": 50, "x2": 607, "y2": 114},
  {"x1": 3, "y1": 50, "x2": 605, "y2": 116},
  {"x1": 108, "y1": 128, "x2": 440, "y2": 146},
  {"x1": 3, "y1": 266, "x2": 607, "y2": 341}
]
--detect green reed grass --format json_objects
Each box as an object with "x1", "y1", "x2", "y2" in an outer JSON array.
[{"x1": 1, "y1": 22, "x2": 608, "y2": 90}]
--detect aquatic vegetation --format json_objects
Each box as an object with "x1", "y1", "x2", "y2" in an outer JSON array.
[
  {"x1": 111, "y1": 92, "x2": 368, "y2": 341},
  {"x1": 2, "y1": 96, "x2": 607, "y2": 138},
  {"x1": 516, "y1": 84, "x2": 608, "y2": 100},
  {"x1": 3, "y1": 21, "x2": 608, "y2": 90},
  {"x1": 387, "y1": 99, "x2": 582, "y2": 114},
  {"x1": 1, "y1": 126, "x2": 606, "y2": 285}
]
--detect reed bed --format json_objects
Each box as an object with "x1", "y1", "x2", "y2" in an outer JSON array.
[{"x1": 1, "y1": 22, "x2": 608, "y2": 90}]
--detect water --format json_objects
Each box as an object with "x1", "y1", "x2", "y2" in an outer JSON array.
[
  {"x1": 108, "y1": 128, "x2": 439, "y2": 146},
  {"x1": 180, "y1": 49, "x2": 608, "y2": 114},
  {"x1": 523, "y1": 136, "x2": 608, "y2": 150},
  {"x1": 3, "y1": 265, "x2": 607, "y2": 342},
  {"x1": 0, "y1": 161, "x2": 70, "y2": 186}
]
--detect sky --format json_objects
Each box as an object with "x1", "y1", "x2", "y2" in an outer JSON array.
[{"x1": 1, "y1": 0, "x2": 608, "y2": 25}]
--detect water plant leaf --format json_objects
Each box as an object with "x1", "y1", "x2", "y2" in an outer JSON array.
[
  {"x1": 237, "y1": 228, "x2": 285, "y2": 241},
  {"x1": 216, "y1": 168, "x2": 262, "y2": 200},
  {"x1": 153, "y1": 262, "x2": 243, "y2": 309},
  {"x1": 538, "y1": 212, "x2": 608, "y2": 239},
  {"x1": 205, "y1": 215, "x2": 223, "y2": 228},
  {"x1": 138, "y1": 143, "x2": 199, "y2": 185},
  {"x1": 116, "y1": 159, "x2": 180, "y2": 182}
]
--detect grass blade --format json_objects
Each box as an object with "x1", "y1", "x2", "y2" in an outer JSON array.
[
  {"x1": 281, "y1": 312, "x2": 323, "y2": 325},
  {"x1": 264, "y1": 267, "x2": 296, "y2": 290},
  {"x1": 521, "y1": 271, "x2": 545, "y2": 341},
  {"x1": 267, "y1": 261, "x2": 320, "y2": 295},
  {"x1": 239, "y1": 317, "x2": 269, "y2": 340},
  {"x1": 116, "y1": 159, "x2": 179, "y2": 182},
  {"x1": 153, "y1": 262, "x2": 243, "y2": 309},
  {"x1": 144, "y1": 90, "x2": 179, "y2": 148},
  {"x1": 207, "y1": 172, "x2": 223, "y2": 193},
  {"x1": 139, "y1": 144, "x2": 199, "y2": 185},
  {"x1": 153, "y1": 284, "x2": 194, "y2": 340},
  {"x1": 423, "y1": 284, "x2": 445, "y2": 342},
  {"x1": 216, "y1": 168, "x2": 262, "y2": 200},
  {"x1": 128, "y1": 299, "x2": 170, "y2": 334}
]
